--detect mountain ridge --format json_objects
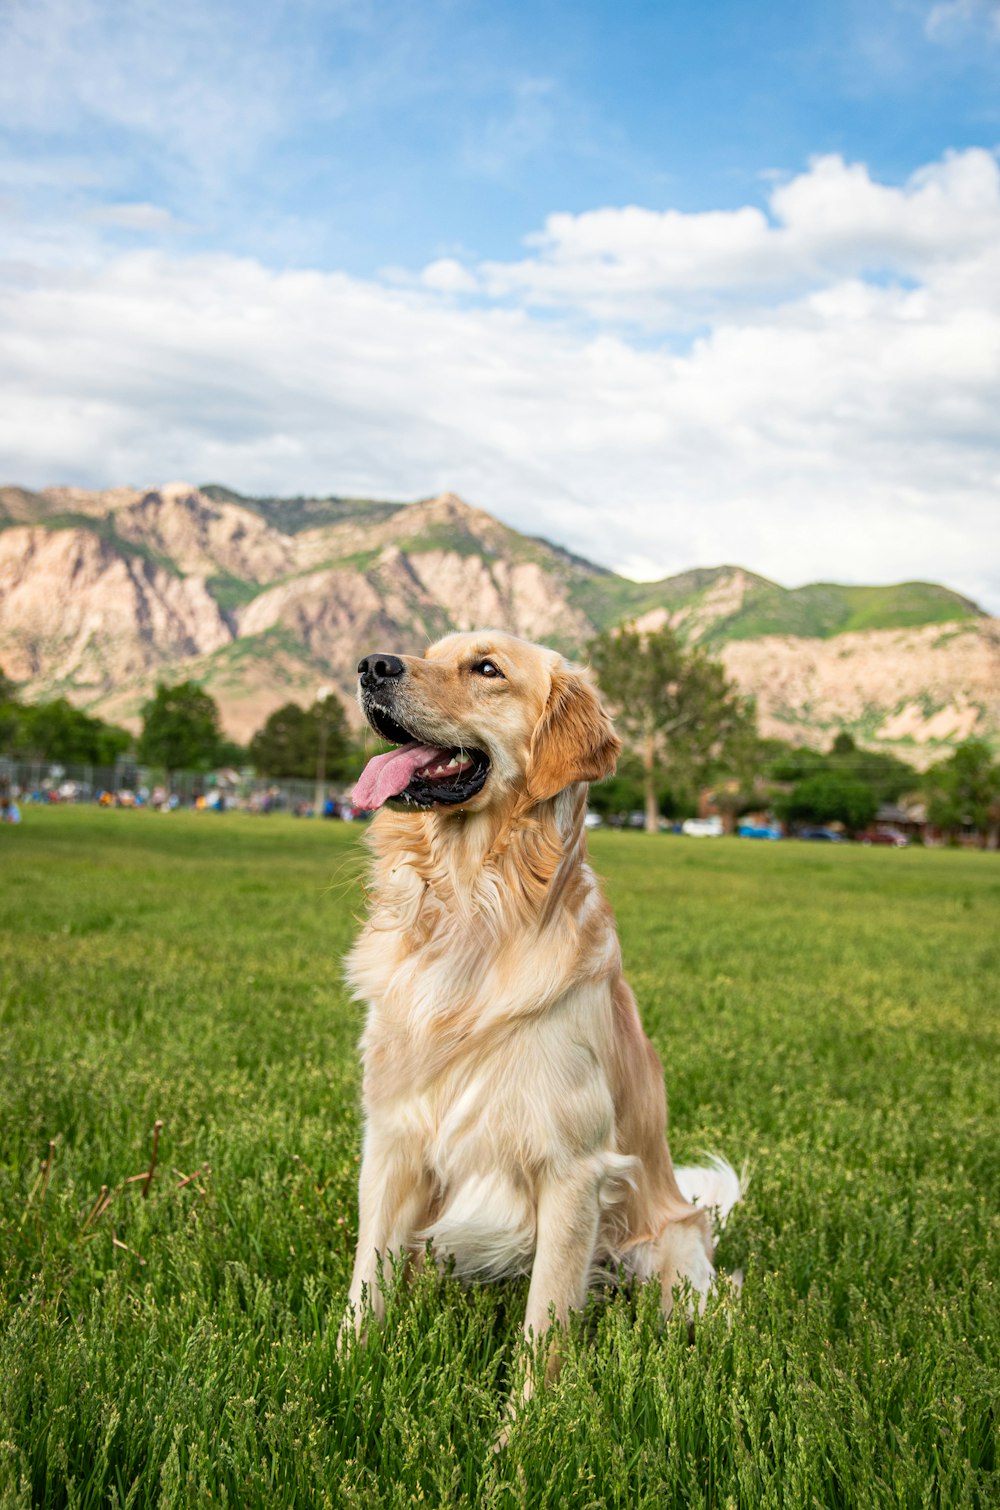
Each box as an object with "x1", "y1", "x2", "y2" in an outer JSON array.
[{"x1": 0, "y1": 481, "x2": 994, "y2": 762}]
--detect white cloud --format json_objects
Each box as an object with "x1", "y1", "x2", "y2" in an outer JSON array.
[
  {"x1": 419, "y1": 258, "x2": 480, "y2": 294},
  {"x1": 925, "y1": 0, "x2": 1000, "y2": 42},
  {"x1": 0, "y1": 150, "x2": 998, "y2": 614},
  {"x1": 87, "y1": 202, "x2": 191, "y2": 233},
  {"x1": 476, "y1": 149, "x2": 1000, "y2": 324}
]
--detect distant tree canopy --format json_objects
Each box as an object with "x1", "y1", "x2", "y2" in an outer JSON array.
[
  {"x1": 0, "y1": 666, "x2": 19, "y2": 751},
  {"x1": 248, "y1": 696, "x2": 353, "y2": 780},
  {"x1": 923, "y1": 739, "x2": 1000, "y2": 843},
  {"x1": 766, "y1": 738, "x2": 916, "y2": 805},
  {"x1": 584, "y1": 747, "x2": 695, "y2": 823},
  {"x1": 589, "y1": 623, "x2": 756, "y2": 833},
  {"x1": 0, "y1": 690, "x2": 132, "y2": 765},
  {"x1": 214, "y1": 737, "x2": 248, "y2": 770},
  {"x1": 138, "y1": 682, "x2": 222, "y2": 779},
  {"x1": 775, "y1": 772, "x2": 879, "y2": 834}
]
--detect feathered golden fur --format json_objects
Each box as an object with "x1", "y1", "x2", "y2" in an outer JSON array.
[{"x1": 343, "y1": 630, "x2": 740, "y2": 1382}]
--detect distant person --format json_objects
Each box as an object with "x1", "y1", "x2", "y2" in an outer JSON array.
[{"x1": 1, "y1": 797, "x2": 21, "y2": 824}]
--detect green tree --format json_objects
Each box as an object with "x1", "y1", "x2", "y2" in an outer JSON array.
[
  {"x1": 590, "y1": 623, "x2": 756, "y2": 834},
  {"x1": 248, "y1": 697, "x2": 352, "y2": 780},
  {"x1": 704, "y1": 707, "x2": 767, "y2": 833},
  {"x1": 0, "y1": 665, "x2": 19, "y2": 752},
  {"x1": 584, "y1": 747, "x2": 693, "y2": 824},
  {"x1": 830, "y1": 741, "x2": 915, "y2": 804},
  {"x1": 777, "y1": 772, "x2": 878, "y2": 835},
  {"x1": 923, "y1": 739, "x2": 1000, "y2": 845},
  {"x1": 14, "y1": 698, "x2": 131, "y2": 764},
  {"x1": 138, "y1": 681, "x2": 222, "y2": 784},
  {"x1": 214, "y1": 739, "x2": 247, "y2": 769},
  {"x1": 0, "y1": 705, "x2": 17, "y2": 753},
  {"x1": 766, "y1": 736, "x2": 916, "y2": 807},
  {"x1": 765, "y1": 744, "x2": 828, "y2": 784}
]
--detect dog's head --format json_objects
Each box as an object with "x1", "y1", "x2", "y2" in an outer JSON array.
[{"x1": 353, "y1": 630, "x2": 620, "y2": 813}]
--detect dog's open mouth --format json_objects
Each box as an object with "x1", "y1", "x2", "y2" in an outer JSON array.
[{"x1": 353, "y1": 702, "x2": 490, "y2": 810}]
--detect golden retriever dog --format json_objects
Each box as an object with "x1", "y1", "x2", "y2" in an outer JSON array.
[{"x1": 343, "y1": 630, "x2": 740, "y2": 1388}]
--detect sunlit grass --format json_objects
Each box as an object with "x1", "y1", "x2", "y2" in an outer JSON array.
[{"x1": 1, "y1": 809, "x2": 997, "y2": 1507}]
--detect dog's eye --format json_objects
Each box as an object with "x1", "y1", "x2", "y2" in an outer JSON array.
[{"x1": 472, "y1": 659, "x2": 504, "y2": 679}]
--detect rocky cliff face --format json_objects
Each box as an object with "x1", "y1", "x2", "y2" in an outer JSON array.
[
  {"x1": 721, "y1": 621, "x2": 1000, "y2": 751},
  {"x1": 0, "y1": 523, "x2": 230, "y2": 689},
  {"x1": 0, "y1": 481, "x2": 995, "y2": 761}
]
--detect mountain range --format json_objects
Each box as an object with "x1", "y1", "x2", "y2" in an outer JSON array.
[{"x1": 1, "y1": 481, "x2": 996, "y2": 765}]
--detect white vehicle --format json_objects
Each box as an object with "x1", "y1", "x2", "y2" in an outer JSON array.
[{"x1": 681, "y1": 816, "x2": 724, "y2": 838}]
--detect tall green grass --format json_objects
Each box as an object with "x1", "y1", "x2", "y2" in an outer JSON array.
[{"x1": 1, "y1": 810, "x2": 997, "y2": 1508}]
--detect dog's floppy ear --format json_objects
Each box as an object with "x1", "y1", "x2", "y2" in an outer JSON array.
[{"x1": 526, "y1": 662, "x2": 621, "y2": 802}]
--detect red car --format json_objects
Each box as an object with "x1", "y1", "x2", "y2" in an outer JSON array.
[{"x1": 857, "y1": 829, "x2": 909, "y2": 847}]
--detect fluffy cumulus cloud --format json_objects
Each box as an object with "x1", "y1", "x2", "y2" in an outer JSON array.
[
  {"x1": 478, "y1": 149, "x2": 1000, "y2": 322},
  {"x1": 1, "y1": 149, "x2": 998, "y2": 612}
]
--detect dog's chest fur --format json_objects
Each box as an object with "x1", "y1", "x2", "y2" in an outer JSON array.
[{"x1": 345, "y1": 823, "x2": 628, "y2": 1278}]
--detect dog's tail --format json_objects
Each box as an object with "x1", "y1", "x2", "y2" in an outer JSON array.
[{"x1": 673, "y1": 1154, "x2": 746, "y2": 1231}]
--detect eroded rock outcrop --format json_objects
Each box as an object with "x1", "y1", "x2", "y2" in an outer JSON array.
[{"x1": 0, "y1": 524, "x2": 231, "y2": 692}]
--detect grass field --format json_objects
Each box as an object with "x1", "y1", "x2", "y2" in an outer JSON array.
[{"x1": 1, "y1": 809, "x2": 997, "y2": 1509}]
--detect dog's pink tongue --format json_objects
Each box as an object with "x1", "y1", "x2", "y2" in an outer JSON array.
[{"x1": 352, "y1": 743, "x2": 445, "y2": 810}]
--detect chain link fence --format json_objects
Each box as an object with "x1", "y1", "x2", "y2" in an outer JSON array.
[{"x1": 0, "y1": 754, "x2": 362, "y2": 817}]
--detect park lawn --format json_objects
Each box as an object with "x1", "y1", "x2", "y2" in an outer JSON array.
[{"x1": 0, "y1": 808, "x2": 997, "y2": 1509}]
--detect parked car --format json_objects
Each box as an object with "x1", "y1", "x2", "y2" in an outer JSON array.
[
  {"x1": 681, "y1": 816, "x2": 724, "y2": 838},
  {"x1": 857, "y1": 829, "x2": 909, "y2": 847},
  {"x1": 584, "y1": 810, "x2": 603, "y2": 829},
  {"x1": 796, "y1": 827, "x2": 847, "y2": 842},
  {"x1": 737, "y1": 822, "x2": 782, "y2": 840}
]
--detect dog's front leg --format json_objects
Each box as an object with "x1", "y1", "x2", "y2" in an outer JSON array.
[
  {"x1": 343, "y1": 1130, "x2": 429, "y2": 1337},
  {"x1": 495, "y1": 1164, "x2": 602, "y2": 1447},
  {"x1": 522, "y1": 1163, "x2": 602, "y2": 1387}
]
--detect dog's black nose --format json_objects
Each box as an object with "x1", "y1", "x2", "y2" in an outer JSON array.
[{"x1": 357, "y1": 653, "x2": 406, "y2": 689}]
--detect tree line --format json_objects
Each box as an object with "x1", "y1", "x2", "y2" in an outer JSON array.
[
  {"x1": 586, "y1": 623, "x2": 1000, "y2": 842},
  {"x1": 3, "y1": 632, "x2": 998, "y2": 839},
  {"x1": 0, "y1": 670, "x2": 357, "y2": 786}
]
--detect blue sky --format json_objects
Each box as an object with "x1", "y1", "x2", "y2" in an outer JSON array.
[
  {"x1": 1, "y1": 0, "x2": 999, "y2": 607},
  {"x1": 8, "y1": 0, "x2": 1000, "y2": 270}
]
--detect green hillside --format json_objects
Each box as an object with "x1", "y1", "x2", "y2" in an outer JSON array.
[
  {"x1": 696, "y1": 578, "x2": 983, "y2": 646},
  {"x1": 573, "y1": 566, "x2": 983, "y2": 645},
  {"x1": 200, "y1": 484, "x2": 404, "y2": 534},
  {"x1": 568, "y1": 566, "x2": 763, "y2": 632}
]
